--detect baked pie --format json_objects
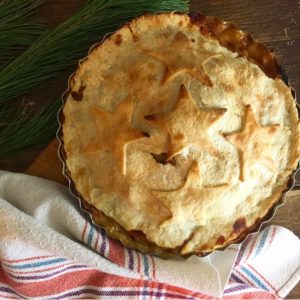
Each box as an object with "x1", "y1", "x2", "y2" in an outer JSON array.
[{"x1": 60, "y1": 13, "x2": 300, "y2": 257}]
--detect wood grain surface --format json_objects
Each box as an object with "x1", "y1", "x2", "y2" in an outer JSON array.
[{"x1": 2, "y1": 0, "x2": 300, "y2": 297}]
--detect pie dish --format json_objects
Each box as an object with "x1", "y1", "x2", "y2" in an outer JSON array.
[{"x1": 59, "y1": 13, "x2": 300, "y2": 257}]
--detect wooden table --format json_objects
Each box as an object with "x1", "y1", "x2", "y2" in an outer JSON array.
[{"x1": 3, "y1": 0, "x2": 300, "y2": 298}]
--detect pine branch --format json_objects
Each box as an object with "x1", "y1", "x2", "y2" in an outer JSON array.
[
  {"x1": 0, "y1": 0, "x2": 43, "y2": 24},
  {"x1": 0, "y1": 0, "x2": 189, "y2": 106},
  {"x1": 0, "y1": 23, "x2": 46, "y2": 65},
  {"x1": 0, "y1": 0, "x2": 46, "y2": 65}
]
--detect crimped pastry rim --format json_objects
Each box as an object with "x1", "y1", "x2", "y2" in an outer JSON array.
[{"x1": 56, "y1": 12, "x2": 299, "y2": 258}]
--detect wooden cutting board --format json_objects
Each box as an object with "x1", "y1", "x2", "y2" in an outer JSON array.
[{"x1": 25, "y1": 139, "x2": 67, "y2": 185}]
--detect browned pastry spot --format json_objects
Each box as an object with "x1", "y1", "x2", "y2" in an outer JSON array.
[
  {"x1": 144, "y1": 115, "x2": 157, "y2": 121},
  {"x1": 233, "y1": 217, "x2": 247, "y2": 234},
  {"x1": 129, "y1": 69, "x2": 140, "y2": 81},
  {"x1": 174, "y1": 133, "x2": 184, "y2": 140},
  {"x1": 114, "y1": 34, "x2": 122, "y2": 46},
  {"x1": 71, "y1": 85, "x2": 86, "y2": 101},
  {"x1": 216, "y1": 235, "x2": 226, "y2": 245},
  {"x1": 142, "y1": 131, "x2": 150, "y2": 137},
  {"x1": 199, "y1": 243, "x2": 209, "y2": 251},
  {"x1": 178, "y1": 20, "x2": 184, "y2": 27},
  {"x1": 151, "y1": 152, "x2": 176, "y2": 166}
]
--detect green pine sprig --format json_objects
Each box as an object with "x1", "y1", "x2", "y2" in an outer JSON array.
[
  {"x1": 0, "y1": 0, "x2": 42, "y2": 24},
  {"x1": 0, "y1": 23, "x2": 47, "y2": 65},
  {"x1": 0, "y1": 0, "x2": 46, "y2": 64},
  {"x1": 0, "y1": 0, "x2": 189, "y2": 105}
]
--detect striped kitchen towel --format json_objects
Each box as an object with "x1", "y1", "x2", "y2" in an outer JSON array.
[{"x1": 0, "y1": 171, "x2": 299, "y2": 299}]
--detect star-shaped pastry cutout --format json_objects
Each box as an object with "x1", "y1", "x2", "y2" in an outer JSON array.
[
  {"x1": 84, "y1": 97, "x2": 145, "y2": 175},
  {"x1": 144, "y1": 85, "x2": 227, "y2": 160},
  {"x1": 223, "y1": 105, "x2": 280, "y2": 181},
  {"x1": 152, "y1": 161, "x2": 229, "y2": 226},
  {"x1": 142, "y1": 31, "x2": 218, "y2": 86}
]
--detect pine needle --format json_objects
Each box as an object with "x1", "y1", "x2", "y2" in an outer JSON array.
[
  {"x1": 0, "y1": 0, "x2": 189, "y2": 105},
  {"x1": 0, "y1": 0, "x2": 46, "y2": 65},
  {"x1": 0, "y1": 0, "x2": 43, "y2": 24},
  {"x1": 0, "y1": 23, "x2": 46, "y2": 65}
]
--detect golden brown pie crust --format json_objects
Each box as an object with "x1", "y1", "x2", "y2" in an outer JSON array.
[{"x1": 59, "y1": 12, "x2": 300, "y2": 258}]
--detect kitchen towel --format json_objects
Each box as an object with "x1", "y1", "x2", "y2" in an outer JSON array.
[{"x1": 0, "y1": 171, "x2": 299, "y2": 299}]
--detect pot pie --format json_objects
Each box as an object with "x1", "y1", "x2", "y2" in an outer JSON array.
[{"x1": 60, "y1": 13, "x2": 300, "y2": 257}]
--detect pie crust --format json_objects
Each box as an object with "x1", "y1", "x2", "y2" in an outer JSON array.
[{"x1": 60, "y1": 13, "x2": 300, "y2": 257}]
